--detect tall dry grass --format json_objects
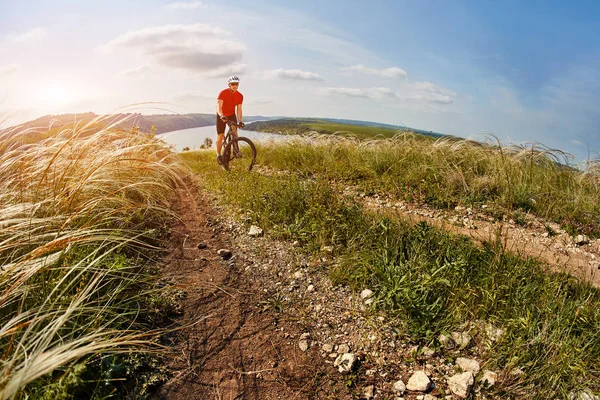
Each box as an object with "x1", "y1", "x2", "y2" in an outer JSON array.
[{"x1": 0, "y1": 116, "x2": 186, "y2": 398}]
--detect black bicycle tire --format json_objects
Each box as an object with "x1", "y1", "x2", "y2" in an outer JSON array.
[{"x1": 223, "y1": 137, "x2": 256, "y2": 171}]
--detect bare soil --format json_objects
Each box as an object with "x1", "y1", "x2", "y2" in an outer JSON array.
[{"x1": 154, "y1": 179, "x2": 349, "y2": 400}]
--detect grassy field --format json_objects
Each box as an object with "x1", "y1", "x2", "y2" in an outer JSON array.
[
  {"x1": 246, "y1": 118, "x2": 402, "y2": 139},
  {"x1": 253, "y1": 134, "x2": 600, "y2": 237},
  {"x1": 181, "y1": 136, "x2": 600, "y2": 399},
  {"x1": 0, "y1": 119, "x2": 186, "y2": 399}
]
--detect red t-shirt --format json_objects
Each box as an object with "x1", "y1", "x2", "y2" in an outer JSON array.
[{"x1": 218, "y1": 89, "x2": 243, "y2": 116}]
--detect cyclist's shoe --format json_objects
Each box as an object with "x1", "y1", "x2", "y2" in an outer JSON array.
[{"x1": 216, "y1": 154, "x2": 223, "y2": 165}]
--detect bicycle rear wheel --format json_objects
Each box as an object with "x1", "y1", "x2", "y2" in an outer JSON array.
[{"x1": 222, "y1": 137, "x2": 257, "y2": 171}]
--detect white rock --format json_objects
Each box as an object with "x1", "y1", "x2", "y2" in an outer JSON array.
[
  {"x1": 334, "y1": 353, "x2": 357, "y2": 374},
  {"x1": 570, "y1": 390, "x2": 600, "y2": 400},
  {"x1": 422, "y1": 346, "x2": 435, "y2": 357},
  {"x1": 307, "y1": 284, "x2": 314, "y2": 292},
  {"x1": 338, "y1": 343, "x2": 350, "y2": 354},
  {"x1": 298, "y1": 339, "x2": 309, "y2": 352},
  {"x1": 576, "y1": 234, "x2": 590, "y2": 246},
  {"x1": 294, "y1": 271, "x2": 303, "y2": 279},
  {"x1": 451, "y1": 331, "x2": 472, "y2": 349},
  {"x1": 248, "y1": 225, "x2": 263, "y2": 237},
  {"x1": 392, "y1": 380, "x2": 406, "y2": 394},
  {"x1": 361, "y1": 289, "x2": 374, "y2": 299},
  {"x1": 480, "y1": 370, "x2": 497, "y2": 387},
  {"x1": 438, "y1": 334, "x2": 455, "y2": 349},
  {"x1": 424, "y1": 395, "x2": 438, "y2": 400},
  {"x1": 485, "y1": 324, "x2": 505, "y2": 342},
  {"x1": 447, "y1": 372, "x2": 474, "y2": 398},
  {"x1": 363, "y1": 385, "x2": 375, "y2": 399},
  {"x1": 406, "y1": 371, "x2": 432, "y2": 392},
  {"x1": 455, "y1": 357, "x2": 480, "y2": 374},
  {"x1": 322, "y1": 343, "x2": 334, "y2": 352}
]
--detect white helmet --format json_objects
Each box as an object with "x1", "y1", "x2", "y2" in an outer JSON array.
[{"x1": 228, "y1": 76, "x2": 240, "y2": 84}]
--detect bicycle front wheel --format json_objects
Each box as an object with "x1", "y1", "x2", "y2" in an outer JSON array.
[{"x1": 222, "y1": 137, "x2": 257, "y2": 171}]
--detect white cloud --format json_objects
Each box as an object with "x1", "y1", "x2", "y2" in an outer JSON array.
[
  {"x1": 269, "y1": 69, "x2": 324, "y2": 81},
  {"x1": 166, "y1": 1, "x2": 207, "y2": 9},
  {"x1": 397, "y1": 81, "x2": 456, "y2": 105},
  {"x1": 206, "y1": 64, "x2": 247, "y2": 78},
  {"x1": 322, "y1": 87, "x2": 394, "y2": 99},
  {"x1": 0, "y1": 63, "x2": 20, "y2": 76},
  {"x1": 119, "y1": 66, "x2": 152, "y2": 77},
  {"x1": 12, "y1": 28, "x2": 45, "y2": 43},
  {"x1": 101, "y1": 24, "x2": 245, "y2": 73},
  {"x1": 342, "y1": 64, "x2": 407, "y2": 79}
]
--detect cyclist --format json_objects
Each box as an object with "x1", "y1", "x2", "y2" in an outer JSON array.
[{"x1": 216, "y1": 75, "x2": 245, "y2": 165}]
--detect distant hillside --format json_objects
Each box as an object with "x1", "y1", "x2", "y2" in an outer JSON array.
[
  {"x1": 3, "y1": 113, "x2": 280, "y2": 144},
  {"x1": 245, "y1": 118, "x2": 447, "y2": 140}
]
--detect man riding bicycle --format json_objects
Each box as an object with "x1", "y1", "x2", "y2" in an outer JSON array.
[{"x1": 216, "y1": 76, "x2": 245, "y2": 165}]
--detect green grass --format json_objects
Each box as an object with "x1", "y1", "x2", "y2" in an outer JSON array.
[
  {"x1": 246, "y1": 118, "x2": 401, "y2": 139},
  {"x1": 0, "y1": 118, "x2": 186, "y2": 399},
  {"x1": 182, "y1": 146, "x2": 600, "y2": 399},
  {"x1": 253, "y1": 134, "x2": 600, "y2": 237}
]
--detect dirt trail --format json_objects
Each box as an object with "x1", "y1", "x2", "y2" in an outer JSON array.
[
  {"x1": 351, "y1": 189, "x2": 600, "y2": 287},
  {"x1": 153, "y1": 172, "x2": 600, "y2": 399},
  {"x1": 155, "y1": 179, "x2": 347, "y2": 400}
]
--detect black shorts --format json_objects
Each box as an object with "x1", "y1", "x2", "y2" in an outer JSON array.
[{"x1": 216, "y1": 114, "x2": 237, "y2": 134}]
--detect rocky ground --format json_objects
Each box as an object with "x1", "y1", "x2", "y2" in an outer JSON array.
[{"x1": 154, "y1": 176, "x2": 599, "y2": 399}]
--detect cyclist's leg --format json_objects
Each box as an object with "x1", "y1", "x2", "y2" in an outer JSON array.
[
  {"x1": 226, "y1": 114, "x2": 240, "y2": 156},
  {"x1": 216, "y1": 114, "x2": 226, "y2": 163}
]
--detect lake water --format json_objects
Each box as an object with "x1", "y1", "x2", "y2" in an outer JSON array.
[{"x1": 157, "y1": 125, "x2": 286, "y2": 152}]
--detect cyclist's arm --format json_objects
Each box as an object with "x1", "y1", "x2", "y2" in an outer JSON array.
[
  {"x1": 236, "y1": 104, "x2": 243, "y2": 124},
  {"x1": 216, "y1": 99, "x2": 224, "y2": 117}
]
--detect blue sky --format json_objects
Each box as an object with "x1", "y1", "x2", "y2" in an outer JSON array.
[{"x1": 1, "y1": 0, "x2": 599, "y2": 163}]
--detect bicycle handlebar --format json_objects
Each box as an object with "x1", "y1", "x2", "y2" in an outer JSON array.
[{"x1": 225, "y1": 120, "x2": 245, "y2": 129}]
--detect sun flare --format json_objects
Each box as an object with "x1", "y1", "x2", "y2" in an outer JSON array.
[{"x1": 37, "y1": 81, "x2": 78, "y2": 107}]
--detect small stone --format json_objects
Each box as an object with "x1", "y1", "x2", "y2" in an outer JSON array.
[
  {"x1": 334, "y1": 353, "x2": 357, "y2": 374},
  {"x1": 570, "y1": 389, "x2": 600, "y2": 400},
  {"x1": 392, "y1": 380, "x2": 406, "y2": 394},
  {"x1": 248, "y1": 225, "x2": 263, "y2": 237},
  {"x1": 576, "y1": 234, "x2": 590, "y2": 246},
  {"x1": 485, "y1": 324, "x2": 505, "y2": 342},
  {"x1": 361, "y1": 289, "x2": 374, "y2": 299},
  {"x1": 322, "y1": 343, "x2": 334, "y2": 352},
  {"x1": 363, "y1": 385, "x2": 375, "y2": 399},
  {"x1": 451, "y1": 332, "x2": 472, "y2": 349},
  {"x1": 298, "y1": 339, "x2": 309, "y2": 352},
  {"x1": 197, "y1": 242, "x2": 207, "y2": 249},
  {"x1": 480, "y1": 370, "x2": 497, "y2": 387},
  {"x1": 292, "y1": 240, "x2": 300, "y2": 247},
  {"x1": 338, "y1": 343, "x2": 350, "y2": 354},
  {"x1": 447, "y1": 372, "x2": 474, "y2": 398},
  {"x1": 424, "y1": 395, "x2": 438, "y2": 400},
  {"x1": 510, "y1": 367, "x2": 524, "y2": 376},
  {"x1": 307, "y1": 284, "x2": 314, "y2": 292},
  {"x1": 416, "y1": 396, "x2": 424, "y2": 400},
  {"x1": 217, "y1": 249, "x2": 232, "y2": 260},
  {"x1": 438, "y1": 334, "x2": 456, "y2": 349},
  {"x1": 294, "y1": 271, "x2": 303, "y2": 279},
  {"x1": 406, "y1": 371, "x2": 432, "y2": 392},
  {"x1": 455, "y1": 357, "x2": 480, "y2": 374},
  {"x1": 422, "y1": 346, "x2": 435, "y2": 357}
]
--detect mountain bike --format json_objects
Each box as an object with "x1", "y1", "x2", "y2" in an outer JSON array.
[{"x1": 220, "y1": 120, "x2": 257, "y2": 171}]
